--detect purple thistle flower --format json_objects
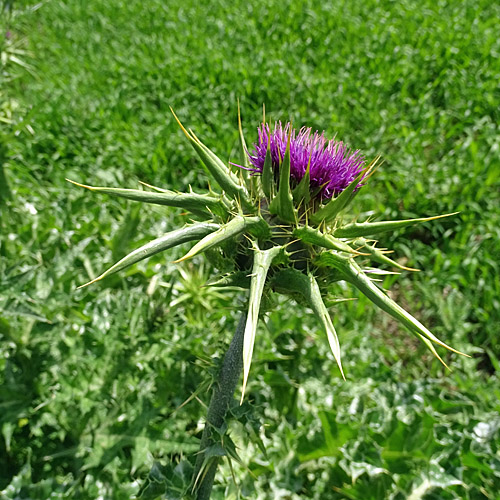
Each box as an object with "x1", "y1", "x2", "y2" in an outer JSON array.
[{"x1": 248, "y1": 122, "x2": 365, "y2": 199}]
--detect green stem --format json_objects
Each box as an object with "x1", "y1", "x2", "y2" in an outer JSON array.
[{"x1": 192, "y1": 312, "x2": 247, "y2": 500}]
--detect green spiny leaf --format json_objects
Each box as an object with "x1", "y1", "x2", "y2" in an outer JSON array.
[
  {"x1": 310, "y1": 172, "x2": 364, "y2": 225},
  {"x1": 236, "y1": 101, "x2": 260, "y2": 199},
  {"x1": 354, "y1": 238, "x2": 419, "y2": 271},
  {"x1": 306, "y1": 273, "x2": 345, "y2": 380},
  {"x1": 205, "y1": 271, "x2": 251, "y2": 289},
  {"x1": 237, "y1": 100, "x2": 251, "y2": 172},
  {"x1": 271, "y1": 268, "x2": 345, "y2": 379},
  {"x1": 78, "y1": 222, "x2": 219, "y2": 288},
  {"x1": 334, "y1": 213, "x2": 458, "y2": 238},
  {"x1": 246, "y1": 216, "x2": 272, "y2": 240},
  {"x1": 315, "y1": 252, "x2": 469, "y2": 362},
  {"x1": 261, "y1": 134, "x2": 273, "y2": 200},
  {"x1": 66, "y1": 179, "x2": 226, "y2": 216},
  {"x1": 268, "y1": 132, "x2": 297, "y2": 224},
  {"x1": 171, "y1": 109, "x2": 252, "y2": 210},
  {"x1": 294, "y1": 226, "x2": 358, "y2": 254},
  {"x1": 415, "y1": 333, "x2": 451, "y2": 369},
  {"x1": 309, "y1": 156, "x2": 380, "y2": 225},
  {"x1": 241, "y1": 243, "x2": 283, "y2": 401},
  {"x1": 292, "y1": 159, "x2": 311, "y2": 205},
  {"x1": 362, "y1": 267, "x2": 400, "y2": 276},
  {"x1": 175, "y1": 215, "x2": 262, "y2": 263},
  {"x1": 340, "y1": 155, "x2": 381, "y2": 213}
]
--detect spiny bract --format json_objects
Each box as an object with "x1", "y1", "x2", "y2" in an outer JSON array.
[{"x1": 69, "y1": 106, "x2": 467, "y2": 399}]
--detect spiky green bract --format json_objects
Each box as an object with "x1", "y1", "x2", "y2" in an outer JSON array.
[
  {"x1": 78, "y1": 222, "x2": 219, "y2": 288},
  {"x1": 175, "y1": 215, "x2": 265, "y2": 263},
  {"x1": 309, "y1": 170, "x2": 365, "y2": 225},
  {"x1": 206, "y1": 271, "x2": 251, "y2": 289},
  {"x1": 268, "y1": 133, "x2": 297, "y2": 224},
  {"x1": 335, "y1": 155, "x2": 381, "y2": 215},
  {"x1": 261, "y1": 135, "x2": 273, "y2": 200},
  {"x1": 272, "y1": 268, "x2": 345, "y2": 379},
  {"x1": 292, "y1": 161, "x2": 311, "y2": 205},
  {"x1": 237, "y1": 101, "x2": 251, "y2": 175},
  {"x1": 354, "y1": 238, "x2": 419, "y2": 271},
  {"x1": 171, "y1": 109, "x2": 252, "y2": 211},
  {"x1": 293, "y1": 226, "x2": 358, "y2": 254},
  {"x1": 66, "y1": 179, "x2": 227, "y2": 217},
  {"x1": 334, "y1": 213, "x2": 458, "y2": 238},
  {"x1": 241, "y1": 244, "x2": 283, "y2": 401},
  {"x1": 315, "y1": 251, "x2": 469, "y2": 363}
]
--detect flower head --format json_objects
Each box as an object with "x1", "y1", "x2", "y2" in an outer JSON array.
[{"x1": 248, "y1": 122, "x2": 365, "y2": 199}]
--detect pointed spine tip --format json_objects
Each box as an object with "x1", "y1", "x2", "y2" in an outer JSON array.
[
  {"x1": 137, "y1": 180, "x2": 161, "y2": 191},
  {"x1": 363, "y1": 155, "x2": 383, "y2": 180},
  {"x1": 172, "y1": 255, "x2": 189, "y2": 264},
  {"x1": 170, "y1": 107, "x2": 192, "y2": 139},
  {"x1": 437, "y1": 355, "x2": 451, "y2": 371},
  {"x1": 239, "y1": 384, "x2": 246, "y2": 405},
  {"x1": 66, "y1": 179, "x2": 93, "y2": 190},
  {"x1": 188, "y1": 128, "x2": 202, "y2": 145},
  {"x1": 426, "y1": 211, "x2": 460, "y2": 221},
  {"x1": 401, "y1": 265, "x2": 420, "y2": 272},
  {"x1": 77, "y1": 279, "x2": 97, "y2": 289},
  {"x1": 438, "y1": 341, "x2": 469, "y2": 357}
]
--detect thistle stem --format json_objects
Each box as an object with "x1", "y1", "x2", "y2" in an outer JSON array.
[{"x1": 192, "y1": 312, "x2": 247, "y2": 500}]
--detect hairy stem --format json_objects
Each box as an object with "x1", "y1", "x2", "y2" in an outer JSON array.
[{"x1": 192, "y1": 312, "x2": 247, "y2": 500}]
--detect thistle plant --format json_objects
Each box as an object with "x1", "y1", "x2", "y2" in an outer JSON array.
[{"x1": 69, "y1": 106, "x2": 467, "y2": 499}]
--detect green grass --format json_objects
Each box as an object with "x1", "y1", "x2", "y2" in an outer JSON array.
[{"x1": 1, "y1": 0, "x2": 500, "y2": 498}]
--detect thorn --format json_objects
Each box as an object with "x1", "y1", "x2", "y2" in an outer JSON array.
[
  {"x1": 353, "y1": 250, "x2": 370, "y2": 256},
  {"x1": 237, "y1": 98, "x2": 242, "y2": 129},
  {"x1": 76, "y1": 278, "x2": 98, "y2": 289},
  {"x1": 399, "y1": 265, "x2": 420, "y2": 272},
  {"x1": 425, "y1": 211, "x2": 460, "y2": 221},
  {"x1": 169, "y1": 107, "x2": 191, "y2": 138},
  {"x1": 434, "y1": 352, "x2": 450, "y2": 370},
  {"x1": 363, "y1": 154, "x2": 383, "y2": 180},
  {"x1": 138, "y1": 180, "x2": 165, "y2": 192},
  {"x1": 66, "y1": 179, "x2": 94, "y2": 190},
  {"x1": 172, "y1": 254, "x2": 190, "y2": 264}
]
